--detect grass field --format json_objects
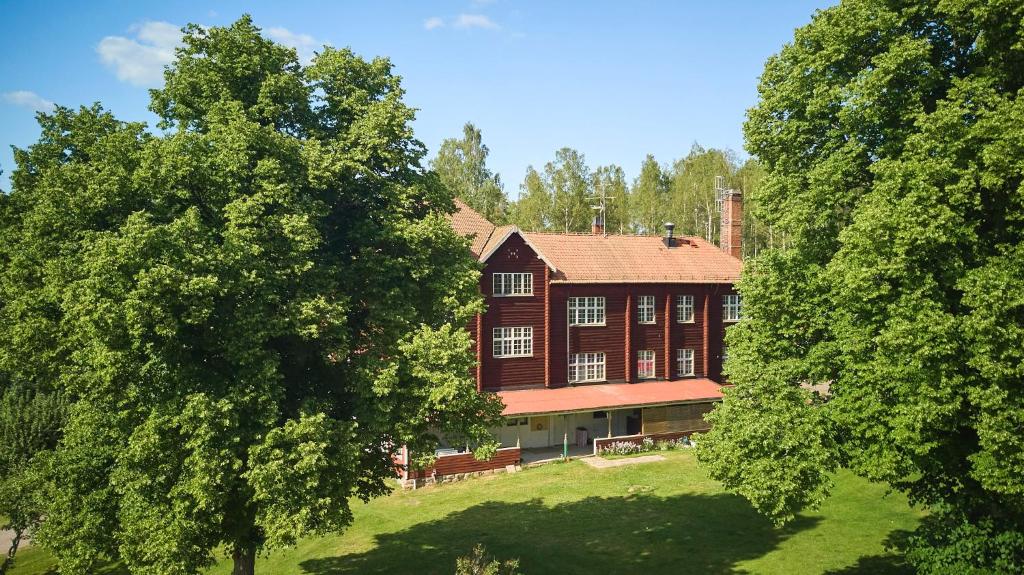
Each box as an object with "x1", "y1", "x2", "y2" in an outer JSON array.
[{"x1": 10, "y1": 451, "x2": 921, "y2": 575}]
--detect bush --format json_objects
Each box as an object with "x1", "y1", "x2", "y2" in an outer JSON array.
[
  {"x1": 455, "y1": 545, "x2": 521, "y2": 575},
  {"x1": 600, "y1": 435, "x2": 694, "y2": 456},
  {"x1": 600, "y1": 441, "x2": 644, "y2": 456}
]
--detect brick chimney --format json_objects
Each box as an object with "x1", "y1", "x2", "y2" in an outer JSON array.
[
  {"x1": 720, "y1": 191, "x2": 743, "y2": 259},
  {"x1": 592, "y1": 214, "x2": 605, "y2": 235}
]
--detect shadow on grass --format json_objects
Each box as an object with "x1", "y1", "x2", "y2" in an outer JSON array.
[
  {"x1": 299, "y1": 492, "x2": 821, "y2": 575},
  {"x1": 822, "y1": 530, "x2": 915, "y2": 575}
]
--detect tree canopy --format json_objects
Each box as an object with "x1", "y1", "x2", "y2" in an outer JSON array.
[
  {"x1": 0, "y1": 16, "x2": 501, "y2": 575},
  {"x1": 697, "y1": 0, "x2": 1024, "y2": 572},
  {"x1": 499, "y1": 144, "x2": 773, "y2": 255},
  {"x1": 430, "y1": 122, "x2": 508, "y2": 223}
]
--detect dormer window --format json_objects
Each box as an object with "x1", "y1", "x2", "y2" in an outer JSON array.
[
  {"x1": 493, "y1": 272, "x2": 533, "y2": 296},
  {"x1": 638, "y1": 295, "x2": 655, "y2": 324}
]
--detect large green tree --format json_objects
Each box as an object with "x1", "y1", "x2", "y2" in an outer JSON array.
[
  {"x1": 430, "y1": 122, "x2": 508, "y2": 223},
  {"x1": 629, "y1": 154, "x2": 669, "y2": 235},
  {"x1": 0, "y1": 387, "x2": 68, "y2": 575},
  {"x1": 510, "y1": 166, "x2": 549, "y2": 231},
  {"x1": 545, "y1": 147, "x2": 593, "y2": 233},
  {"x1": 697, "y1": 0, "x2": 1024, "y2": 572},
  {"x1": 0, "y1": 17, "x2": 501, "y2": 575}
]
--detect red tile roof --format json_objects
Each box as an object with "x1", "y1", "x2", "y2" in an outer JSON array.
[
  {"x1": 522, "y1": 232, "x2": 741, "y2": 284},
  {"x1": 446, "y1": 200, "x2": 741, "y2": 283},
  {"x1": 497, "y1": 379, "x2": 724, "y2": 416},
  {"x1": 448, "y1": 199, "x2": 495, "y2": 256}
]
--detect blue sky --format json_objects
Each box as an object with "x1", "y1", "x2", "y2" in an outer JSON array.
[{"x1": 0, "y1": 0, "x2": 832, "y2": 197}]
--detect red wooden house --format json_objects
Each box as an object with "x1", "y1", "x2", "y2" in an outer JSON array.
[
  {"x1": 396, "y1": 195, "x2": 743, "y2": 485},
  {"x1": 452, "y1": 194, "x2": 742, "y2": 449}
]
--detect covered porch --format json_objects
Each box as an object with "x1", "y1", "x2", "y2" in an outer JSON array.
[
  {"x1": 520, "y1": 444, "x2": 593, "y2": 465},
  {"x1": 492, "y1": 379, "x2": 724, "y2": 453}
]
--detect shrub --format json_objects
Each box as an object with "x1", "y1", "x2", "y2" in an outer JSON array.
[
  {"x1": 600, "y1": 435, "x2": 696, "y2": 456},
  {"x1": 456, "y1": 544, "x2": 521, "y2": 575}
]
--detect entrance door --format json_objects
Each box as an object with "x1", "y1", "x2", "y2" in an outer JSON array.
[{"x1": 626, "y1": 413, "x2": 641, "y2": 435}]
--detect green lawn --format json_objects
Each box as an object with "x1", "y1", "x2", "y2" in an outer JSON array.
[{"x1": 11, "y1": 451, "x2": 921, "y2": 574}]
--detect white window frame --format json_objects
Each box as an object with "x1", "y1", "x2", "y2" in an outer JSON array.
[
  {"x1": 568, "y1": 296, "x2": 606, "y2": 326},
  {"x1": 492, "y1": 272, "x2": 533, "y2": 296},
  {"x1": 677, "y1": 348, "x2": 695, "y2": 377},
  {"x1": 723, "y1": 294, "x2": 742, "y2": 322},
  {"x1": 492, "y1": 327, "x2": 533, "y2": 358},
  {"x1": 637, "y1": 350, "x2": 656, "y2": 379},
  {"x1": 676, "y1": 295, "x2": 695, "y2": 323},
  {"x1": 569, "y1": 352, "x2": 606, "y2": 383},
  {"x1": 638, "y1": 295, "x2": 656, "y2": 324}
]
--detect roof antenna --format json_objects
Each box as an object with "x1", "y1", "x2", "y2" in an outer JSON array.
[
  {"x1": 588, "y1": 178, "x2": 615, "y2": 236},
  {"x1": 714, "y1": 175, "x2": 726, "y2": 213}
]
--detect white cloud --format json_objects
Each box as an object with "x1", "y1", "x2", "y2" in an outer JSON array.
[
  {"x1": 97, "y1": 21, "x2": 182, "y2": 87},
  {"x1": 423, "y1": 16, "x2": 445, "y2": 30},
  {"x1": 453, "y1": 14, "x2": 500, "y2": 30},
  {"x1": 2, "y1": 90, "x2": 56, "y2": 113},
  {"x1": 266, "y1": 26, "x2": 327, "y2": 63}
]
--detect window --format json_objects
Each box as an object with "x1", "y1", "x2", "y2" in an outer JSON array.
[
  {"x1": 593, "y1": 411, "x2": 607, "y2": 419},
  {"x1": 492, "y1": 272, "x2": 533, "y2": 296},
  {"x1": 569, "y1": 297, "x2": 606, "y2": 326},
  {"x1": 492, "y1": 327, "x2": 533, "y2": 358},
  {"x1": 506, "y1": 417, "x2": 528, "y2": 427},
  {"x1": 677, "y1": 349, "x2": 695, "y2": 376},
  {"x1": 723, "y1": 294, "x2": 742, "y2": 322},
  {"x1": 637, "y1": 350, "x2": 656, "y2": 379},
  {"x1": 638, "y1": 295, "x2": 655, "y2": 324},
  {"x1": 676, "y1": 295, "x2": 694, "y2": 323},
  {"x1": 569, "y1": 352, "x2": 606, "y2": 383}
]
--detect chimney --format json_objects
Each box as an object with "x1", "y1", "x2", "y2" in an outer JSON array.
[
  {"x1": 720, "y1": 190, "x2": 743, "y2": 259},
  {"x1": 592, "y1": 214, "x2": 605, "y2": 235},
  {"x1": 663, "y1": 222, "x2": 676, "y2": 247}
]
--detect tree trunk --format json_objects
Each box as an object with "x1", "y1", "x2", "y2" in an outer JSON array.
[
  {"x1": 0, "y1": 529, "x2": 24, "y2": 575},
  {"x1": 231, "y1": 545, "x2": 255, "y2": 575}
]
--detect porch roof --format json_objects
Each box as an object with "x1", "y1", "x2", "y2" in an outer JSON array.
[{"x1": 497, "y1": 379, "x2": 725, "y2": 417}]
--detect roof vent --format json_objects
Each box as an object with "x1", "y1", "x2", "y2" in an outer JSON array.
[{"x1": 663, "y1": 222, "x2": 676, "y2": 248}]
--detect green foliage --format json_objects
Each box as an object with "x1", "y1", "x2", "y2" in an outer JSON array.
[
  {"x1": 0, "y1": 387, "x2": 68, "y2": 474},
  {"x1": 503, "y1": 144, "x2": 771, "y2": 252},
  {"x1": 630, "y1": 154, "x2": 669, "y2": 235},
  {"x1": 506, "y1": 148, "x2": 594, "y2": 233},
  {"x1": 508, "y1": 166, "x2": 548, "y2": 231},
  {"x1": 455, "y1": 545, "x2": 521, "y2": 575},
  {"x1": 591, "y1": 164, "x2": 629, "y2": 233},
  {"x1": 0, "y1": 15, "x2": 501, "y2": 575},
  {"x1": 0, "y1": 388, "x2": 68, "y2": 575},
  {"x1": 545, "y1": 148, "x2": 592, "y2": 233},
  {"x1": 699, "y1": 0, "x2": 1024, "y2": 571},
  {"x1": 431, "y1": 123, "x2": 507, "y2": 223}
]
